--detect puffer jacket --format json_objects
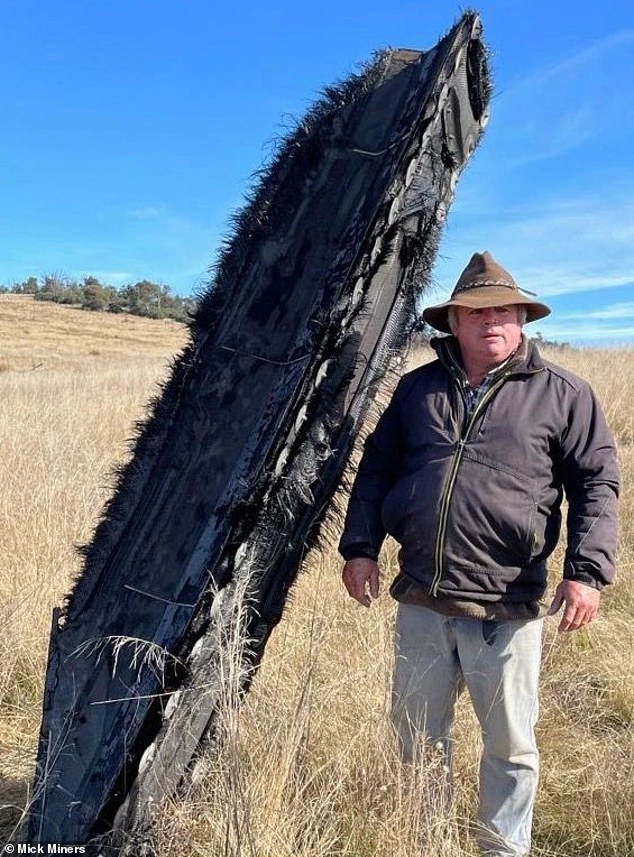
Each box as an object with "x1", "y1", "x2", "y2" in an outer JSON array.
[{"x1": 339, "y1": 337, "x2": 619, "y2": 605}]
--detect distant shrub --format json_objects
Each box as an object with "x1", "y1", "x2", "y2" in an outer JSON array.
[{"x1": 4, "y1": 274, "x2": 196, "y2": 322}]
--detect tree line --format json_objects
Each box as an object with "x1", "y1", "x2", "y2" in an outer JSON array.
[{"x1": 0, "y1": 275, "x2": 197, "y2": 322}]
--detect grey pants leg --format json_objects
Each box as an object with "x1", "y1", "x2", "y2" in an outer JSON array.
[{"x1": 392, "y1": 604, "x2": 543, "y2": 857}]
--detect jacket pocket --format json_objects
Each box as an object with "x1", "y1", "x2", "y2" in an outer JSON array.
[
  {"x1": 381, "y1": 457, "x2": 447, "y2": 547},
  {"x1": 443, "y1": 453, "x2": 538, "y2": 571}
]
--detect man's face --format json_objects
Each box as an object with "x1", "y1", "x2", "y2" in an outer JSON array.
[{"x1": 452, "y1": 304, "x2": 523, "y2": 369}]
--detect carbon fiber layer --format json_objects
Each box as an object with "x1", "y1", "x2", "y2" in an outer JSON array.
[{"x1": 28, "y1": 11, "x2": 490, "y2": 850}]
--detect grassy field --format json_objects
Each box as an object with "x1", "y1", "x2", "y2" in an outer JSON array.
[{"x1": 0, "y1": 296, "x2": 632, "y2": 855}]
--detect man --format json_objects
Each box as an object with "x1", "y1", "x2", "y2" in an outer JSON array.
[{"x1": 339, "y1": 252, "x2": 619, "y2": 856}]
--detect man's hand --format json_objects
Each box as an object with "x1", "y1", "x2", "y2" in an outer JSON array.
[
  {"x1": 342, "y1": 558, "x2": 380, "y2": 607},
  {"x1": 548, "y1": 579, "x2": 601, "y2": 633}
]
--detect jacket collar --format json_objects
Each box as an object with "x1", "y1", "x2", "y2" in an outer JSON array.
[{"x1": 431, "y1": 334, "x2": 544, "y2": 378}]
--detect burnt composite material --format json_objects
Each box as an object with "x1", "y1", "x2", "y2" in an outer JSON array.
[{"x1": 28, "y1": 12, "x2": 490, "y2": 849}]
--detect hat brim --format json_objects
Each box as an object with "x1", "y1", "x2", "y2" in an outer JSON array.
[{"x1": 422, "y1": 286, "x2": 551, "y2": 334}]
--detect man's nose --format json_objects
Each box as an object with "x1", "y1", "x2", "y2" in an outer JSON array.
[{"x1": 481, "y1": 308, "x2": 499, "y2": 323}]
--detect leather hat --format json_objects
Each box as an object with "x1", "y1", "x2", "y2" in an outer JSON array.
[{"x1": 422, "y1": 251, "x2": 551, "y2": 334}]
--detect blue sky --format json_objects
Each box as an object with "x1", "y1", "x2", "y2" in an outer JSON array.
[{"x1": 1, "y1": 1, "x2": 632, "y2": 344}]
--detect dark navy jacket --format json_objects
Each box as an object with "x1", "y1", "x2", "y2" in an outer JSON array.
[{"x1": 339, "y1": 337, "x2": 619, "y2": 605}]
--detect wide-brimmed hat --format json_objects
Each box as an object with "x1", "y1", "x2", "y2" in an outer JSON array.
[{"x1": 423, "y1": 251, "x2": 551, "y2": 334}]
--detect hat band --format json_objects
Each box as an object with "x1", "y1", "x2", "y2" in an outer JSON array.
[
  {"x1": 453, "y1": 281, "x2": 538, "y2": 298},
  {"x1": 453, "y1": 279, "x2": 516, "y2": 294}
]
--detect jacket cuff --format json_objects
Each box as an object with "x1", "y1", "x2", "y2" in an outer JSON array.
[
  {"x1": 339, "y1": 544, "x2": 379, "y2": 562},
  {"x1": 564, "y1": 569, "x2": 604, "y2": 590}
]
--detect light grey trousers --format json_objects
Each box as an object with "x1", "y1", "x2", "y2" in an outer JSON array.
[{"x1": 392, "y1": 603, "x2": 543, "y2": 857}]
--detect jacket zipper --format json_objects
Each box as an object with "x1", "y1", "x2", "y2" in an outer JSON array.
[{"x1": 429, "y1": 372, "x2": 511, "y2": 597}]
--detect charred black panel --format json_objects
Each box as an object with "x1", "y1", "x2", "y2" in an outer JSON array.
[{"x1": 28, "y1": 12, "x2": 490, "y2": 850}]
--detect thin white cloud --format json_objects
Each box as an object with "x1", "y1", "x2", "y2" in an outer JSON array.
[
  {"x1": 505, "y1": 29, "x2": 634, "y2": 93},
  {"x1": 437, "y1": 187, "x2": 634, "y2": 305},
  {"x1": 557, "y1": 302, "x2": 634, "y2": 321},
  {"x1": 538, "y1": 323, "x2": 634, "y2": 343},
  {"x1": 130, "y1": 206, "x2": 162, "y2": 219},
  {"x1": 0, "y1": 205, "x2": 218, "y2": 294},
  {"x1": 487, "y1": 29, "x2": 634, "y2": 168},
  {"x1": 521, "y1": 270, "x2": 633, "y2": 299},
  {"x1": 87, "y1": 271, "x2": 133, "y2": 285}
]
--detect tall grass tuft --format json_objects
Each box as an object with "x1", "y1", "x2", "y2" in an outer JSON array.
[{"x1": 0, "y1": 300, "x2": 632, "y2": 855}]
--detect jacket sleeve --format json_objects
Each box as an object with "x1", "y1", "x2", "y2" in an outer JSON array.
[
  {"x1": 558, "y1": 382, "x2": 620, "y2": 589},
  {"x1": 338, "y1": 381, "x2": 406, "y2": 562}
]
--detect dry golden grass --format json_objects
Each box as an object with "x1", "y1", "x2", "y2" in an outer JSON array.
[
  {"x1": 0, "y1": 298, "x2": 188, "y2": 839},
  {"x1": 0, "y1": 294, "x2": 185, "y2": 370},
  {"x1": 0, "y1": 300, "x2": 632, "y2": 855}
]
